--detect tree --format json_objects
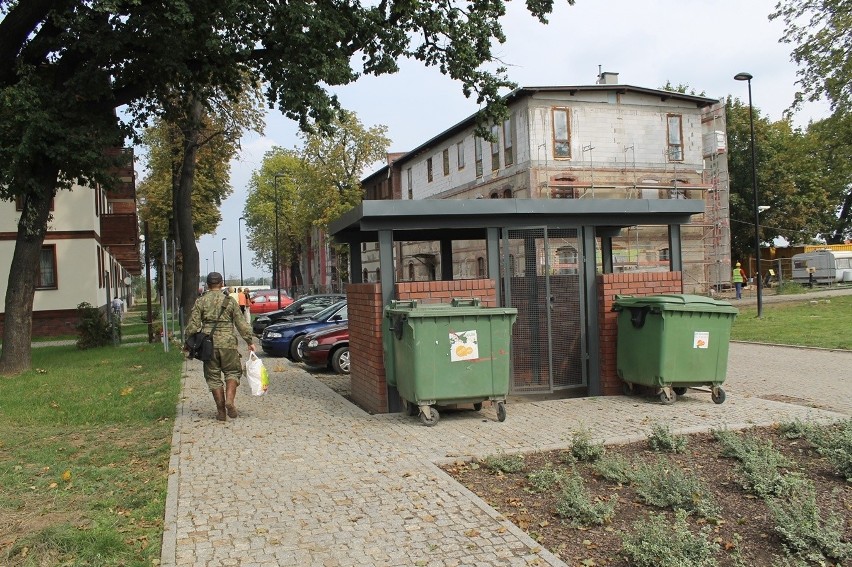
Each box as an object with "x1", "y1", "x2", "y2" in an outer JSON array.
[
  {"x1": 725, "y1": 97, "x2": 833, "y2": 262},
  {"x1": 807, "y1": 113, "x2": 852, "y2": 243},
  {"x1": 138, "y1": 85, "x2": 265, "y2": 318},
  {"x1": 771, "y1": 0, "x2": 852, "y2": 113},
  {"x1": 0, "y1": 0, "x2": 575, "y2": 375}
]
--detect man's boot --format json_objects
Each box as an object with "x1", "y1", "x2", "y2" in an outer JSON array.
[
  {"x1": 225, "y1": 380, "x2": 238, "y2": 419},
  {"x1": 211, "y1": 388, "x2": 227, "y2": 421}
]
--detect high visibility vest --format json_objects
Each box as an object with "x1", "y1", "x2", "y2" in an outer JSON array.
[{"x1": 732, "y1": 268, "x2": 744, "y2": 283}]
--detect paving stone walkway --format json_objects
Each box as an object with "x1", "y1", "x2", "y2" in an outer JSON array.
[{"x1": 161, "y1": 341, "x2": 850, "y2": 566}]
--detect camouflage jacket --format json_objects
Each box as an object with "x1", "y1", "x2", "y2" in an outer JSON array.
[{"x1": 186, "y1": 290, "x2": 253, "y2": 350}]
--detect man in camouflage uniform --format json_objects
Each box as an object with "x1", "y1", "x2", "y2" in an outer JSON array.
[{"x1": 186, "y1": 272, "x2": 255, "y2": 421}]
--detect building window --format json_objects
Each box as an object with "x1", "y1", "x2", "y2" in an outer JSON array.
[
  {"x1": 490, "y1": 125, "x2": 500, "y2": 171},
  {"x1": 426, "y1": 157, "x2": 433, "y2": 182},
  {"x1": 556, "y1": 246, "x2": 578, "y2": 275},
  {"x1": 457, "y1": 141, "x2": 465, "y2": 170},
  {"x1": 502, "y1": 188, "x2": 512, "y2": 198},
  {"x1": 474, "y1": 138, "x2": 483, "y2": 178},
  {"x1": 503, "y1": 118, "x2": 514, "y2": 166},
  {"x1": 659, "y1": 248, "x2": 671, "y2": 261},
  {"x1": 406, "y1": 168, "x2": 413, "y2": 199},
  {"x1": 408, "y1": 262, "x2": 415, "y2": 281},
  {"x1": 667, "y1": 114, "x2": 683, "y2": 161},
  {"x1": 477, "y1": 256, "x2": 486, "y2": 278},
  {"x1": 15, "y1": 196, "x2": 55, "y2": 212},
  {"x1": 442, "y1": 148, "x2": 450, "y2": 176},
  {"x1": 375, "y1": 268, "x2": 381, "y2": 282},
  {"x1": 508, "y1": 254, "x2": 516, "y2": 277},
  {"x1": 362, "y1": 268, "x2": 368, "y2": 282},
  {"x1": 97, "y1": 245, "x2": 103, "y2": 288},
  {"x1": 552, "y1": 108, "x2": 571, "y2": 159},
  {"x1": 490, "y1": 192, "x2": 499, "y2": 199},
  {"x1": 37, "y1": 245, "x2": 57, "y2": 289}
]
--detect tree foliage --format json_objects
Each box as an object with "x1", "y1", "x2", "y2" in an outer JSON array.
[
  {"x1": 771, "y1": 0, "x2": 852, "y2": 113},
  {"x1": 1, "y1": 0, "x2": 571, "y2": 374},
  {"x1": 725, "y1": 97, "x2": 834, "y2": 262}
]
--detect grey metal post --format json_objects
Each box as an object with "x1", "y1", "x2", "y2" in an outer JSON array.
[
  {"x1": 162, "y1": 238, "x2": 169, "y2": 352},
  {"x1": 377, "y1": 229, "x2": 400, "y2": 412},
  {"x1": 668, "y1": 224, "x2": 683, "y2": 272},
  {"x1": 582, "y1": 226, "x2": 600, "y2": 396},
  {"x1": 440, "y1": 238, "x2": 453, "y2": 281},
  {"x1": 486, "y1": 227, "x2": 500, "y2": 300}
]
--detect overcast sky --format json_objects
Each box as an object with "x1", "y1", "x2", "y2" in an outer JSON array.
[{"x1": 193, "y1": 0, "x2": 831, "y2": 280}]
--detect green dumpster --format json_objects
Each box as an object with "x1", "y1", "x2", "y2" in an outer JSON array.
[
  {"x1": 383, "y1": 298, "x2": 517, "y2": 426},
  {"x1": 613, "y1": 294, "x2": 738, "y2": 405}
]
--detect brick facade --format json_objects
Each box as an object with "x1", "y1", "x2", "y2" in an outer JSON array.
[
  {"x1": 597, "y1": 272, "x2": 683, "y2": 396},
  {"x1": 0, "y1": 308, "x2": 81, "y2": 338}
]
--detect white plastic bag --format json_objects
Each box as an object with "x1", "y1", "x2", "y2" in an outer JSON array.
[{"x1": 245, "y1": 351, "x2": 269, "y2": 396}]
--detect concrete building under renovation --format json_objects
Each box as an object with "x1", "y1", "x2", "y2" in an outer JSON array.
[{"x1": 359, "y1": 73, "x2": 731, "y2": 293}]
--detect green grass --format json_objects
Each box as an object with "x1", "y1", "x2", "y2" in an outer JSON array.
[
  {"x1": 730, "y1": 295, "x2": 852, "y2": 350},
  {"x1": 0, "y1": 343, "x2": 183, "y2": 566}
]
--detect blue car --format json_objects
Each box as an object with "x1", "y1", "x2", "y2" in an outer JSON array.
[{"x1": 261, "y1": 300, "x2": 348, "y2": 360}]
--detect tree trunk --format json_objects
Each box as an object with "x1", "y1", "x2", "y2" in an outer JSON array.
[
  {"x1": 177, "y1": 96, "x2": 203, "y2": 318},
  {"x1": 0, "y1": 164, "x2": 59, "y2": 375},
  {"x1": 828, "y1": 189, "x2": 852, "y2": 244}
]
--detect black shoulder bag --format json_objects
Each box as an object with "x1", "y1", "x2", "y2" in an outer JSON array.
[{"x1": 186, "y1": 301, "x2": 228, "y2": 361}]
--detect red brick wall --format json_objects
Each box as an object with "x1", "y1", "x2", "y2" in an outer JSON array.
[
  {"x1": 347, "y1": 283, "x2": 387, "y2": 414},
  {"x1": 0, "y1": 309, "x2": 80, "y2": 338},
  {"x1": 347, "y1": 279, "x2": 497, "y2": 414},
  {"x1": 597, "y1": 272, "x2": 683, "y2": 396},
  {"x1": 395, "y1": 279, "x2": 497, "y2": 306}
]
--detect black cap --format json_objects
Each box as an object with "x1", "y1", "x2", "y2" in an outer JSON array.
[{"x1": 206, "y1": 272, "x2": 223, "y2": 286}]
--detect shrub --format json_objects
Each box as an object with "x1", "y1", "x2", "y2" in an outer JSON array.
[
  {"x1": 648, "y1": 423, "x2": 688, "y2": 454},
  {"x1": 630, "y1": 457, "x2": 720, "y2": 519},
  {"x1": 767, "y1": 481, "x2": 852, "y2": 563},
  {"x1": 75, "y1": 302, "x2": 120, "y2": 349},
  {"x1": 778, "y1": 419, "x2": 812, "y2": 440},
  {"x1": 482, "y1": 452, "x2": 525, "y2": 474},
  {"x1": 569, "y1": 429, "x2": 605, "y2": 462},
  {"x1": 592, "y1": 454, "x2": 632, "y2": 485},
  {"x1": 554, "y1": 472, "x2": 617, "y2": 526},
  {"x1": 621, "y1": 510, "x2": 719, "y2": 567},
  {"x1": 712, "y1": 428, "x2": 794, "y2": 498},
  {"x1": 526, "y1": 464, "x2": 566, "y2": 493},
  {"x1": 775, "y1": 281, "x2": 808, "y2": 295},
  {"x1": 805, "y1": 419, "x2": 852, "y2": 482}
]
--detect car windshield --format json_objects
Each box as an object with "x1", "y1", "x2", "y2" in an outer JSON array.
[{"x1": 312, "y1": 300, "x2": 345, "y2": 320}]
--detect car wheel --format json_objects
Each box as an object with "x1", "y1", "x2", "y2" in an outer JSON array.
[
  {"x1": 331, "y1": 347, "x2": 350, "y2": 374},
  {"x1": 289, "y1": 335, "x2": 306, "y2": 361}
]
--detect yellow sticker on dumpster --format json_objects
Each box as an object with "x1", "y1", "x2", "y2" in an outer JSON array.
[
  {"x1": 693, "y1": 332, "x2": 709, "y2": 349},
  {"x1": 450, "y1": 330, "x2": 479, "y2": 361}
]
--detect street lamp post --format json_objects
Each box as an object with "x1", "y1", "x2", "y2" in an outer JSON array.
[
  {"x1": 221, "y1": 237, "x2": 227, "y2": 286},
  {"x1": 212, "y1": 250, "x2": 216, "y2": 277},
  {"x1": 273, "y1": 174, "x2": 286, "y2": 309},
  {"x1": 734, "y1": 72, "x2": 762, "y2": 318},
  {"x1": 238, "y1": 217, "x2": 245, "y2": 287},
  {"x1": 205, "y1": 258, "x2": 209, "y2": 274}
]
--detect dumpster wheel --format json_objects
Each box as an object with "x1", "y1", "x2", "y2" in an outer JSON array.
[
  {"x1": 622, "y1": 382, "x2": 635, "y2": 396},
  {"x1": 711, "y1": 387, "x2": 726, "y2": 405},
  {"x1": 405, "y1": 400, "x2": 419, "y2": 417},
  {"x1": 673, "y1": 387, "x2": 688, "y2": 396},
  {"x1": 658, "y1": 388, "x2": 675, "y2": 405},
  {"x1": 419, "y1": 407, "x2": 440, "y2": 426},
  {"x1": 496, "y1": 402, "x2": 507, "y2": 422},
  {"x1": 473, "y1": 402, "x2": 483, "y2": 411}
]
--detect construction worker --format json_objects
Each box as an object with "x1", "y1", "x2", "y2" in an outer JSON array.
[{"x1": 732, "y1": 262, "x2": 747, "y2": 300}]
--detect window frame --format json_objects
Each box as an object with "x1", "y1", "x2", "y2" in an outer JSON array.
[
  {"x1": 442, "y1": 148, "x2": 450, "y2": 176},
  {"x1": 474, "y1": 138, "x2": 483, "y2": 178},
  {"x1": 552, "y1": 107, "x2": 571, "y2": 159},
  {"x1": 36, "y1": 245, "x2": 58, "y2": 290},
  {"x1": 456, "y1": 141, "x2": 465, "y2": 171},
  {"x1": 503, "y1": 117, "x2": 514, "y2": 166},
  {"x1": 666, "y1": 114, "x2": 684, "y2": 162},
  {"x1": 490, "y1": 125, "x2": 500, "y2": 171},
  {"x1": 426, "y1": 157, "x2": 433, "y2": 183},
  {"x1": 406, "y1": 167, "x2": 413, "y2": 199}
]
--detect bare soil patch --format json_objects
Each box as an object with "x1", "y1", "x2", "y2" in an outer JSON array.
[{"x1": 443, "y1": 424, "x2": 852, "y2": 566}]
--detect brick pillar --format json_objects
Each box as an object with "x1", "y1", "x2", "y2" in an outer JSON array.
[{"x1": 597, "y1": 272, "x2": 683, "y2": 396}]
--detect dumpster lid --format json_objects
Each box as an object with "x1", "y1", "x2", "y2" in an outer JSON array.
[
  {"x1": 613, "y1": 294, "x2": 738, "y2": 314},
  {"x1": 385, "y1": 299, "x2": 517, "y2": 318}
]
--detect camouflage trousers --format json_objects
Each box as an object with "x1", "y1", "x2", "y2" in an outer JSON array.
[{"x1": 203, "y1": 348, "x2": 243, "y2": 390}]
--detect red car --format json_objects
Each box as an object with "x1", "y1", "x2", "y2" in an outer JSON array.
[
  {"x1": 299, "y1": 324, "x2": 349, "y2": 374},
  {"x1": 250, "y1": 289, "x2": 294, "y2": 314}
]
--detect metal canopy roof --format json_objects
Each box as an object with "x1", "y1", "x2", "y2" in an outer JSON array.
[{"x1": 328, "y1": 199, "x2": 705, "y2": 243}]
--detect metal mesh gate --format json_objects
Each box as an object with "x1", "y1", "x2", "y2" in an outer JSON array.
[{"x1": 503, "y1": 228, "x2": 586, "y2": 393}]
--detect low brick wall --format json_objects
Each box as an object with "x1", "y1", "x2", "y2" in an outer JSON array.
[
  {"x1": 0, "y1": 308, "x2": 80, "y2": 338},
  {"x1": 597, "y1": 272, "x2": 683, "y2": 396}
]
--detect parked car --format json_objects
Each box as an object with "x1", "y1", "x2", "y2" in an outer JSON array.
[
  {"x1": 252, "y1": 293, "x2": 345, "y2": 336},
  {"x1": 250, "y1": 289, "x2": 294, "y2": 314},
  {"x1": 261, "y1": 300, "x2": 347, "y2": 360},
  {"x1": 299, "y1": 324, "x2": 350, "y2": 374}
]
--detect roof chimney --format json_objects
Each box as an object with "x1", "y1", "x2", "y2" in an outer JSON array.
[{"x1": 597, "y1": 71, "x2": 619, "y2": 85}]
